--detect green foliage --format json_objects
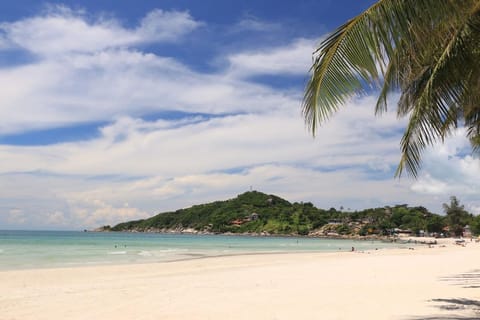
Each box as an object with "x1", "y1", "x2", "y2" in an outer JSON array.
[
  {"x1": 425, "y1": 215, "x2": 446, "y2": 234},
  {"x1": 336, "y1": 224, "x2": 351, "y2": 235},
  {"x1": 303, "y1": 0, "x2": 480, "y2": 177},
  {"x1": 471, "y1": 215, "x2": 480, "y2": 236},
  {"x1": 443, "y1": 196, "x2": 472, "y2": 236},
  {"x1": 111, "y1": 191, "x2": 470, "y2": 238},
  {"x1": 297, "y1": 225, "x2": 310, "y2": 236},
  {"x1": 359, "y1": 225, "x2": 377, "y2": 236}
]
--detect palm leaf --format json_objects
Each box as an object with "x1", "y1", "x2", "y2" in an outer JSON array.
[
  {"x1": 396, "y1": 1, "x2": 480, "y2": 176},
  {"x1": 304, "y1": 0, "x2": 480, "y2": 177}
]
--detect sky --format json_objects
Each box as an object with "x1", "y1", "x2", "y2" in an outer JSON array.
[{"x1": 0, "y1": 0, "x2": 478, "y2": 230}]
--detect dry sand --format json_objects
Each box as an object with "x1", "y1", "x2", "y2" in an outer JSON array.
[{"x1": 1, "y1": 239, "x2": 479, "y2": 320}]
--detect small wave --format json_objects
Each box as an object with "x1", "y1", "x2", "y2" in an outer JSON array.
[
  {"x1": 108, "y1": 251, "x2": 127, "y2": 255},
  {"x1": 138, "y1": 251, "x2": 153, "y2": 257},
  {"x1": 157, "y1": 248, "x2": 186, "y2": 253},
  {"x1": 0, "y1": 249, "x2": 3, "y2": 254}
]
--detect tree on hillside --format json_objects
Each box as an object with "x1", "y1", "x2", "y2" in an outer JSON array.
[
  {"x1": 303, "y1": 0, "x2": 480, "y2": 177},
  {"x1": 471, "y1": 214, "x2": 480, "y2": 235},
  {"x1": 425, "y1": 215, "x2": 446, "y2": 234},
  {"x1": 443, "y1": 196, "x2": 471, "y2": 237}
]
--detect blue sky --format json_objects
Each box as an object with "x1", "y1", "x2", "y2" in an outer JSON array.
[{"x1": 0, "y1": 1, "x2": 478, "y2": 230}]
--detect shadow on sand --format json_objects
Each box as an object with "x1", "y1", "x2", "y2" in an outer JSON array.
[
  {"x1": 405, "y1": 270, "x2": 480, "y2": 320},
  {"x1": 440, "y1": 269, "x2": 480, "y2": 289}
]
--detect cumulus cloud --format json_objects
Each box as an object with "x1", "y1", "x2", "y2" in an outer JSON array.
[
  {"x1": 0, "y1": 43, "x2": 300, "y2": 134},
  {"x1": 232, "y1": 15, "x2": 281, "y2": 33},
  {"x1": 0, "y1": 93, "x2": 422, "y2": 228},
  {"x1": 0, "y1": 5, "x2": 205, "y2": 135},
  {"x1": 68, "y1": 198, "x2": 149, "y2": 228},
  {"x1": 0, "y1": 5, "x2": 477, "y2": 229},
  {"x1": 137, "y1": 9, "x2": 201, "y2": 42},
  {"x1": 411, "y1": 174, "x2": 449, "y2": 195},
  {"x1": 226, "y1": 38, "x2": 317, "y2": 78},
  {"x1": 410, "y1": 129, "x2": 480, "y2": 213},
  {"x1": 0, "y1": 95, "x2": 405, "y2": 178},
  {"x1": 0, "y1": 5, "x2": 200, "y2": 55},
  {"x1": 412, "y1": 129, "x2": 480, "y2": 194},
  {"x1": 1, "y1": 112, "x2": 475, "y2": 229},
  {"x1": 46, "y1": 210, "x2": 68, "y2": 226},
  {"x1": 7, "y1": 208, "x2": 26, "y2": 224}
]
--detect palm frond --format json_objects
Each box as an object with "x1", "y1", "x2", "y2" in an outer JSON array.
[
  {"x1": 396, "y1": 1, "x2": 480, "y2": 176},
  {"x1": 303, "y1": 0, "x2": 414, "y2": 134},
  {"x1": 304, "y1": 0, "x2": 480, "y2": 177}
]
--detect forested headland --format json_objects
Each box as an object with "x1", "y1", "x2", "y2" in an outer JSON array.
[{"x1": 104, "y1": 191, "x2": 480, "y2": 238}]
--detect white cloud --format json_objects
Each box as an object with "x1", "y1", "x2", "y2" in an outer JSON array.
[
  {"x1": 0, "y1": 8, "x2": 318, "y2": 135},
  {"x1": 409, "y1": 129, "x2": 480, "y2": 214},
  {"x1": 7, "y1": 209, "x2": 26, "y2": 224},
  {"x1": 69, "y1": 198, "x2": 149, "y2": 228},
  {"x1": 411, "y1": 174, "x2": 448, "y2": 195},
  {"x1": 412, "y1": 129, "x2": 480, "y2": 196},
  {"x1": 468, "y1": 205, "x2": 480, "y2": 215},
  {"x1": 232, "y1": 15, "x2": 281, "y2": 32},
  {"x1": 0, "y1": 5, "x2": 200, "y2": 56},
  {"x1": 1, "y1": 110, "x2": 475, "y2": 229},
  {"x1": 0, "y1": 5, "x2": 478, "y2": 229},
  {"x1": 0, "y1": 47, "x2": 300, "y2": 134},
  {"x1": 46, "y1": 210, "x2": 68, "y2": 226},
  {"x1": 137, "y1": 9, "x2": 201, "y2": 42},
  {"x1": 0, "y1": 93, "x2": 426, "y2": 228},
  {"x1": 0, "y1": 5, "x2": 204, "y2": 135},
  {"x1": 226, "y1": 38, "x2": 317, "y2": 78},
  {"x1": 0, "y1": 95, "x2": 405, "y2": 178}
]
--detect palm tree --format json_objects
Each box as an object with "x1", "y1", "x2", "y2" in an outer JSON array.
[
  {"x1": 443, "y1": 196, "x2": 471, "y2": 237},
  {"x1": 303, "y1": 0, "x2": 480, "y2": 178}
]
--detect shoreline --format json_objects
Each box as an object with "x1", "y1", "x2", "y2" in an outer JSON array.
[
  {"x1": 0, "y1": 244, "x2": 422, "y2": 273},
  {"x1": 94, "y1": 228, "x2": 444, "y2": 244},
  {"x1": 0, "y1": 232, "x2": 435, "y2": 272},
  {"x1": 1, "y1": 240, "x2": 478, "y2": 319}
]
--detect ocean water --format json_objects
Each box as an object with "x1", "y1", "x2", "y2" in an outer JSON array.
[{"x1": 0, "y1": 230, "x2": 411, "y2": 270}]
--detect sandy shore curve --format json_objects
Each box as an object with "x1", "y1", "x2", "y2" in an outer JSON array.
[{"x1": 1, "y1": 239, "x2": 479, "y2": 319}]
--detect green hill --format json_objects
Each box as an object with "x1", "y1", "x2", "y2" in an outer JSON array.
[
  {"x1": 111, "y1": 191, "x2": 324, "y2": 235},
  {"x1": 108, "y1": 191, "x2": 476, "y2": 237}
]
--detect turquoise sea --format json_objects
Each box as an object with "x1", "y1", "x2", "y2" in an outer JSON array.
[{"x1": 0, "y1": 230, "x2": 412, "y2": 270}]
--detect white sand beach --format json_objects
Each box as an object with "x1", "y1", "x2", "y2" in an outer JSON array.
[{"x1": 1, "y1": 240, "x2": 479, "y2": 320}]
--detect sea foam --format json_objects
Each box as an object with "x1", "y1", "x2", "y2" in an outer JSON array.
[{"x1": 108, "y1": 251, "x2": 127, "y2": 255}]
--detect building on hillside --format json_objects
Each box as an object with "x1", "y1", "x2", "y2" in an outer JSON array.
[
  {"x1": 328, "y1": 219, "x2": 342, "y2": 225},
  {"x1": 463, "y1": 225, "x2": 472, "y2": 238},
  {"x1": 393, "y1": 228, "x2": 413, "y2": 237},
  {"x1": 231, "y1": 219, "x2": 244, "y2": 226}
]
